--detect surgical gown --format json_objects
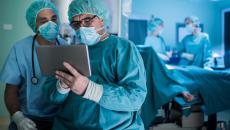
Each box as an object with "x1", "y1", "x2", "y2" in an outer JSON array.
[
  {"x1": 178, "y1": 33, "x2": 212, "y2": 67},
  {"x1": 45, "y1": 35, "x2": 147, "y2": 130},
  {"x1": 144, "y1": 35, "x2": 167, "y2": 55},
  {"x1": 0, "y1": 36, "x2": 65, "y2": 120}
]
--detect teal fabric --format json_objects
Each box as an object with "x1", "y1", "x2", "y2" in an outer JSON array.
[
  {"x1": 68, "y1": 0, "x2": 108, "y2": 22},
  {"x1": 137, "y1": 46, "x2": 187, "y2": 128},
  {"x1": 26, "y1": 1, "x2": 59, "y2": 32},
  {"x1": 137, "y1": 46, "x2": 230, "y2": 128},
  {"x1": 147, "y1": 18, "x2": 163, "y2": 32},
  {"x1": 144, "y1": 35, "x2": 167, "y2": 54},
  {"x1": 138, "y1": 47, "x2": 230, "y2": 129},
  {"x1": 0, "y1": 36, "x2": 65, "y2": 120},
  {"x1": 45, "y1": 35, "x2": 147, "y2": 130},
  {"x1": 171, "y1": 66, "x2": 230, "y2": 115},
  {"x1": 178, "y1": 33, "x2": 212, "y2": 67}
]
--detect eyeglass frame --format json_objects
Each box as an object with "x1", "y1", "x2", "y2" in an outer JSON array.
[{"x1": 70, "y1": 15, "x2": 97, "y2": 30}]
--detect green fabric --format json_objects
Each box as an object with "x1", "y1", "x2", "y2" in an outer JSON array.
[
  {"x1": 68, "y1": 0, "x2": 108, "y2": 22},
  {"x1": 179, "y1": 33, "x2": 212, "y2": 67},
  {"x1": 45, "y1": 35, "x2": 147, "y2": 130},
  {"x1": 137, "y1": 45, "x2": 230, "y2": 128},
  {"x1": 171, "y1": 66, "x2": 230, "y2": 115},
  {"x1": 148, "y1": 18, "x2": 163, "y2": 32},
  {"x1": 26, "y1": 1, "x2": 59, "y2": 32},
  {"x1": 137, "y1": 46, "x2": 187, "y2": 128}
]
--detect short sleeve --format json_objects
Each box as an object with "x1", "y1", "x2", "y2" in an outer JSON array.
[{"x1": 0, "y1": 46, "x2": 22, "y2": 85}]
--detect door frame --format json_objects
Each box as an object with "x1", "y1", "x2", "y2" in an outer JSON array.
[{"x1": 222, "y1": 8, "x2": 230, "y2": 51}]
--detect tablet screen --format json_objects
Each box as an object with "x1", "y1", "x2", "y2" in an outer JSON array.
[{"x1": 36, "y1": 45, "x2": 91, "y2": 77}]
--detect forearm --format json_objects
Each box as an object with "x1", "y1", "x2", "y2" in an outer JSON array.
[
  {"x1": 83, "y1": 80, "x2": 146, "y2": 112},
  {"x1": 4, "y1": 84, "x2": 20, "y2": 115},
  {"x1": 47, "y1": 80, "x2": 70, "y2": 104},
  {"x1": 157, "y1": 53, "x2": 169, "y2": 61}
]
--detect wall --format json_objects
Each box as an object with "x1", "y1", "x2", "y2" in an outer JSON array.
[
  {"x1": 131, "y1": 0, "x2": 229, "y2": 53},
  {"x1": 0, "y1": 0, "x2": 33, "y2": 118}
]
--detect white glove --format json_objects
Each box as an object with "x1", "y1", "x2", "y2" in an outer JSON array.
[{"x1": 12, "y1": 111, "x2": 37, "y2": 130}]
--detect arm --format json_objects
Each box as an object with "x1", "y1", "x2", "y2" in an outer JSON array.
[
  {"x1": 157, "y1": 53, "x2": 170, "y2": 61},
  {"x1": 5, "y1": 85, "x2": 37, "y2": 130},
  {"x1": 56, "y1": 42, "x2": 147, "y2": 112},
  {"x1": 98, "y1": 43, "x2": 147, "y2": 112},
  {"x1": 1, "y1": 45, "x2": 37, "y2": 129},
  {"x1": 4, "y1": 84, "x2": 20, "y2": 115},
  {"x1": 179, "y1": 39, "x2": 194, "y2": 61},
  {"x1": 202, "y1": 35, "x2": 212, "y2": 68},
  {"x1": 43, "y1": 80, "x2": 70, "y2": 104}
]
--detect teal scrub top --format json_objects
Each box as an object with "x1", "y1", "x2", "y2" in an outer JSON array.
[
  {"x1": 0, "y1": 36, "x2": 66, "y2": 120},
  {"x1": 45, "y1": 35, "x2": 147, "y2": 130},
  {"x1": 144, "y1": 35, "x2": 167, "y2": 54},
  {"x1": 179, "y1": 33, "x2": 212, "y2": 67}
]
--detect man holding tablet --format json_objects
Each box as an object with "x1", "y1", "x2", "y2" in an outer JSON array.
[{"x1": 44, "y1": 0, "x2": 147, "y2": 129}]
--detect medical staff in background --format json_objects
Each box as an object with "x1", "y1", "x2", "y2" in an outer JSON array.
[
  {"x1": 144, "y1": 16, "x2": 172, "y2": 63},
  {"x1": 178, "y1": 16, "x2": 213, "y2": 69}
]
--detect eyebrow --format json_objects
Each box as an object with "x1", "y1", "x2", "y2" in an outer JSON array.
[
  {"x1": 37, "y1": 14, "x2": 57, "y2": 20},
  {"x1": 37, "y1": 17, "x2": 47, "y2": 20},
  {"x1": 73, "y1": 15, "x2": 95, "y2": 22}
]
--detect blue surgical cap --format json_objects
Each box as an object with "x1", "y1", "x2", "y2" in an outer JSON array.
[
  {"x1": 148, "y1": 17, "x2": 164, "y2": 32},
  {"x1": 68, "y1": 0, "x2": 108, "y2": 22},
  {"x1": 185, "y1": 16, "x2": 200, "y2": 27},
  {"x1": 26, "y1": 1, "x2": 59, "y2": 32}
]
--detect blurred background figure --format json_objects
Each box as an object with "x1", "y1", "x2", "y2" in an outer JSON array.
[
  {"x1": 178, "y1": 16, "x2": 213, "y2": 69},
  {"x1": 59, "y1": 23, "x2": 76, "y2": 44},
  {"x1": 144, "y1": 16, "x2": 172, "y2": 63}
]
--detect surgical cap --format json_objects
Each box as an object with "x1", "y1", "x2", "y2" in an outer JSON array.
[
  {"x1": 26, "y1": 1, "x2": 59, "y2": 32},
  {"x1": 185, "y1": 16, "x2": 200, "y2": 27},
  {"x1": 68, "y1": 0, "x2": 108, "y2": 22},
  {"x1": 148, "y1": 18, "x2": 164, "y2": 32}
]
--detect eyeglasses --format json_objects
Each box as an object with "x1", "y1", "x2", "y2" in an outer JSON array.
[{"x1": 70, "y1": 15, "x2": 97, "y2": 30}]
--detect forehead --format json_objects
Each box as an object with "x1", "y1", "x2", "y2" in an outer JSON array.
[
  {"x1": 72, "y1": 14, "x2": 95, "y2": 21},
  {"x1": 37, "y1": 9, "x2": 56, "y2": 18}
]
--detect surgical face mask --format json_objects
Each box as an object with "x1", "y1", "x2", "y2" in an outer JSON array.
[
  {"x1": 76, "y1": 27, "x2": 103, "y2": 46},
  {"x1": 38, "y1": 21, "x2": 59, "y2": 42},
  {"x1": 185, "y1": 24, "x2": 195, "y2": 34},
  {"x1": 158, "y1": 29, "x2": 163, "y2": 36}
]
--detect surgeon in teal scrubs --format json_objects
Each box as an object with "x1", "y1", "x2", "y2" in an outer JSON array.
[
  {"x1": 145, "y1": 16, "x2": 172, "y2": 62},
  {"x1": 44, "y1": 0, "x2": 147, "y2": 130},
  {"x1": 0, "y1": 1, "x2": 65, "y2": 130},
  {"x1": 179, "y1": 16, "x2": 212, "y2": 69}
]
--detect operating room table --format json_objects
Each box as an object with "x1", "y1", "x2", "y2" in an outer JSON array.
[{"x1": 137, "y1": 45, "x2": 230, "y2": 129}]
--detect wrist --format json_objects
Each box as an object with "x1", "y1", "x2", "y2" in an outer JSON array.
[
  {"x1": 12, "y1": 111, "x2": 24, "y2": 124},
  {"x1": 56, "y1": 80, "x2": 70, "y2": 94},
  {"x1": 83, "y1": 80, "x2": 103, "y2": 103}
]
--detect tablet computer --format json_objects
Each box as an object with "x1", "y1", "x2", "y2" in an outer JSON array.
[{"x1": 36, "y1": 45, "x2": 91, "y2": 77}]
